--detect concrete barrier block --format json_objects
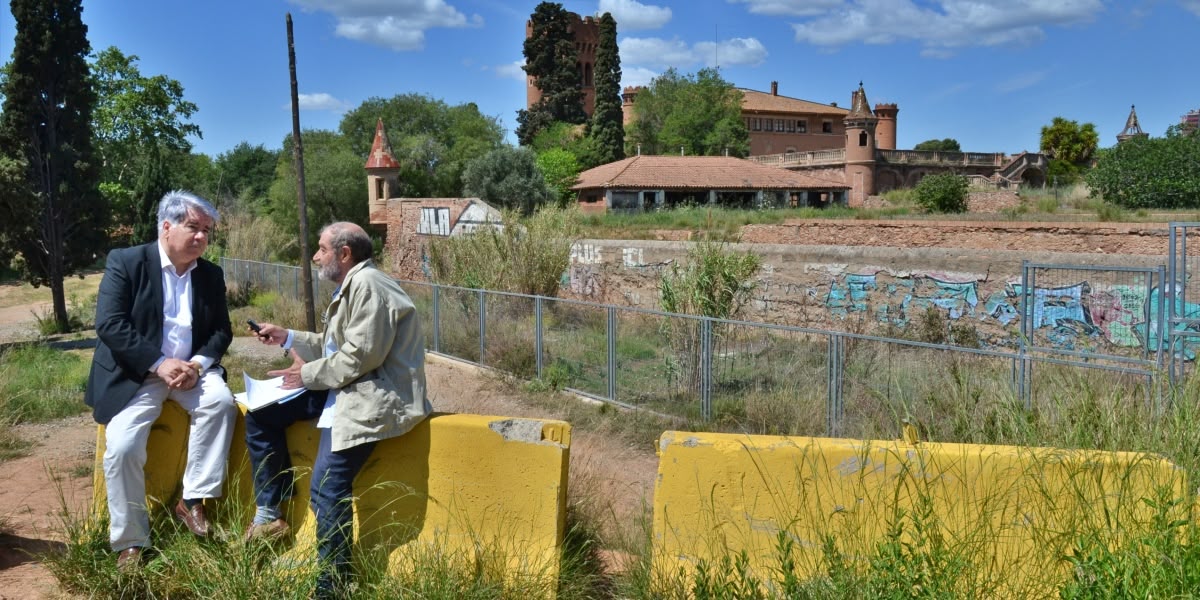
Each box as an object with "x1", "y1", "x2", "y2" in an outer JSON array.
[
  {"x1": 94, "y1": 404, "x2": 571, "y2": 588},
  {"x1": 652, "y1": 430, "x2": 1188, "y2": 597}
]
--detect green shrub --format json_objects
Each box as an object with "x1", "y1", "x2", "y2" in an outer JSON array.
[
  {"x1": 428, "y1": 206, "x2": 581, "y2": 297},
  {"x1": 0, "y1": 345, "x2": 90, "y2": 427},
  {"x1": 1096, "y1": 202, "x2": 1126, "y2": 222},
  {"x1": 914, "y1": 173, "x2": 969, "y2": 213}
]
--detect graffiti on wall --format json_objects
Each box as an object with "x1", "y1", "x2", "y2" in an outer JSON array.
[{"x1": 788, "y1": 268, "x2": 1191, "y2": 358}]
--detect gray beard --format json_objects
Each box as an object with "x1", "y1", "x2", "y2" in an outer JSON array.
[{"x1": 318, "y1": 262, "x2": 341, "y2": 282}]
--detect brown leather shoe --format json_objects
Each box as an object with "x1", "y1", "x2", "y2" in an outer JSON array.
[
  {"x1": 174, "y1": 499, "x2": 210, "y2": 537},
  {"x1": 244, "y1": 518, "x2": 290, "y2": 542},
  {"x1": 116, "y1": 547, "x2": 143, "y2": 572}
]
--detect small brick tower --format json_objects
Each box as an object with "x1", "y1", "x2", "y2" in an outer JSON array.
[
  {"x1": 525, "y1": 12, "x2": 600, "y2": 117},
  {"x1": 365, "y1": 118, "x2": 401, "y2": 225},
  {"x1": 843, "y1": 82, "x2": 878, "y2": 206},
  {"x1": 873, "y1": 102, "x2": 899, "y2": 150},
  {"x1": 1116, "y1": 104, "x2": 1148, "y2": 144}
]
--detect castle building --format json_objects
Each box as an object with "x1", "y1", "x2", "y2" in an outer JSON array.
[{"x1": 525, "y1": 12, "x2": 599, "y2": 118}]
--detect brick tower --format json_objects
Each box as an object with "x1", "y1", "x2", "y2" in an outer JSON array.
[
  {"x1": 873, "y1": 102, "x2": 898, "y2": 150},
  {"x1": 1116, "y1": 104, "x2": 1148, "y2": 144},
  {"x1": 525, "y1": 12, "x2": 600, "y2": 117},
  {"x1": 843, "y1": 83, "x2": 878, "y2": 206},
  {"x1": 364, "y1": 118, "x2": 401, "y2": 225}
]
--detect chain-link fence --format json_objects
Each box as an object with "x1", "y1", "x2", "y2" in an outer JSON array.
[{"x1": 222, "y1": 257, "x2": 1167, "y2": 439}]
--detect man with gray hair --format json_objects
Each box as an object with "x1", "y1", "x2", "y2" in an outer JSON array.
[
  {"x1": 85, "y1": 190, "x2": 236, "y2": 570},
  {"x1": 246, "y1": 221, "x2": 431, "y2": 599}
]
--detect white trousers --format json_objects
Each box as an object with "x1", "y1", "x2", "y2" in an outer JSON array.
[{"x1": 103, "y1": 370, "x2": 235, "y2": 551}]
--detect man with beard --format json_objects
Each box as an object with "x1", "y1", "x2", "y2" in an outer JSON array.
[{"x1": 243, "y1": 222, "x2": 431, "y2": 599}]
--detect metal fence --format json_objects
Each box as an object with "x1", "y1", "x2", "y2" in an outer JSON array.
[{"x1": 221, "y1": 256, "x2": 1170, "y2": 439}]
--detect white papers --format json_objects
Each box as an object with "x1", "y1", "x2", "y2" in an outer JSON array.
[{"x1": 235, "y1": 373, "x2": 307, "y2": 412}]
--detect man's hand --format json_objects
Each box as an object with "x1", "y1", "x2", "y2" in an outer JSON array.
[
  {"x1": 267, "y1": 351, "x2": 307, "y2": 389},
  {"x1": 253, "y1": 322, "x2": 289, "y2": 346},
  {"x1": 157, "y1": 357, "x2": 200, "y2": 390}
]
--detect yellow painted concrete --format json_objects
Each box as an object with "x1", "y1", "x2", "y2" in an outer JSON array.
[
  {"x1": 94, "y1": 404, "x2": 571, "y2": 588},
  {"x1": 652, "y1": 430, "x2": 1190, "y2": 598}
]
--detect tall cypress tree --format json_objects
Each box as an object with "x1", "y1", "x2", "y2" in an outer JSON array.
[
  {"x1": 589, "y1": 12, "x2": 624, "y2": 165},
  {"x1": 0, "y1": 0, "x2": 107, "y2": 331},
  {"x1": 517, "y1": 1, "x2": 585, "y2": 145}
]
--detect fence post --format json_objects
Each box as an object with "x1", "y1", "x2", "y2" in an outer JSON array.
[
  {"x1": 1018, "y1": 261, "x2": 1033, "y2": 410},
  {"x1": 700, "y1": 318, "x2": 712, "y2": 422},
  {"x1": 827, "y1": 333, "x2": 844, "y2": 437},
  {"x1": 432, "y1": 285, "x2": 441, "y2": 354},
  {"x1": 478, "y1": 290, "x2": 486, "y2": 365},
  {"x1": 535, "y1": 297, "x2": 544, "y2": 379},
  {"x1": 607, "y1": 306, "x2": 617, "y2": 402}
]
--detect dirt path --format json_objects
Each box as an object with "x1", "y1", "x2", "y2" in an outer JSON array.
[{"x1": 0, "y1": 294, "x2": 658, "y2": 599}]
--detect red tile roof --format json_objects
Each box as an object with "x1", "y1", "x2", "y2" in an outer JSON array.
[
  {"x1": 364, "y1": 118, "x2": 401, "y2": 169},
  {"x1": 738, "y1": 88, "x2": 848, "y2": 116},
  {"x1": 573, "y1": 155, "x2": 847, "y2": 191}
]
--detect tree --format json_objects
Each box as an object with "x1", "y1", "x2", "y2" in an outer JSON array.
[
  {"x1": 914, "y1": 138, "x2": 961, "y2": 152},
  {"x1": 266, "y1": 130, "x2": 367, "y2": 257},
  {"x1": 588, "y1": 12, "x2": 624, "y2": 165},
  {"x1": 214, "y1": 142, "x2": 280, "y2": 207},
  {"x1": 626, "y1": 68, "x2": 748, "y2": 157},
  {"x1": 914, "y1": 172, "x2": 969, "y2": 213},
  {"x1": 536, "y1": 148, "x2": 581, "y2": 207},
  {"x1": 130, "y1": 142, "x2": 172, "y2": 244},
  {"x1": 0, "y1": 0, "x2": 107, "y2": 331},
  {"x1": 517, "y1": 2, "x2": 585, "y2": 145},
  {"x1": 339, "y1": 94, "x2": 504, "y2": 198},
  {"x1": 1040, "y1": 117, "x2": 1099, "y2": 184},
  {"x1": 1085, "y1": 129, "x2": 1200, "y2": 209},
  {"x1": 91, "y1": 47, "x2": 201, "y2": 187},
  {"x1": 461, "y1": 146, "x2": 554, "y2": 214}
]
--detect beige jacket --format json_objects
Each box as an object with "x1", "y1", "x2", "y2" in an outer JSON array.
[{"x1": 291, "y1": 259, "x2": 431, "y2": 451}]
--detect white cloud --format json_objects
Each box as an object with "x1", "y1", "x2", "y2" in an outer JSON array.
[
  {"x1": 621, "y1": 66, "x2": 659, "y2": 88},
  {"x1": 995, "y1": 70, "x2": 1049, "y2": 93},
  {"x1": 726, "y1": 0, "x2": 843, "y2": 17},
  {"x1": 494, "y1": 60, "x2": 526, "y2": 81},
  {"x1": 620, "y1": 37, "x2": 696, "y2": 67},
  {"x1": 695, "y1": 37, "x2": 769, "y2": 67},
  {"x1": 786, "y1": 0, "x2": 1103, "y2": 55},
  {"x1": 1181, "y1": 0, "x2": 1200, "y2": 16},
  {"x1": 599, "y1": 0, "x2": 672, "y2": 29},
  {"x1": 622, "y1": 36, "x2": 767, "y2": 68},
  {"x1": 288, "y1": 0, "x2": 482, "y2": 51},
  {"x1": 292, "y1": 93, "x2": 351, "y2": 112}
]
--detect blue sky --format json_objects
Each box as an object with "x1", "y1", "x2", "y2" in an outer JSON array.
[{"x1": 2, "y1": 0, "x2": 1198, "y2": 158}]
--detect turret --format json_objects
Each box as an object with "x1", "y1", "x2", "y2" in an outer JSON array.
[
  {"x1": 1116, "y1": 104, "x2": 1148, "y2": 143},
  {"x1": 843, "y1": 83, "x2": 878, "y2": 206},
  {"x1": 364, "y1": 118, "x2": 401, "y2": 225},
  {"x1": 873, "y1": 102, "x2": 898, "y2": 150}
]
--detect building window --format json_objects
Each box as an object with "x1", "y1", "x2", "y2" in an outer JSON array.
[
  {"x1": 822, "y1": 120, "x2": 833, "y2": 133},
  {"x1": 418, "y1": 207, "x2": 451, "y2": 236},
  {"x1": 753, "y1": 118, "x2": 761, "y2": 131},
  {"x1": 797, "y1": 120, "x2": 807, "y2": 133},
  {"x1": 375, "y1": 179, "x2": 385, "y2": 201},
  {"x1": 859, "y1": 131, "x2": 869, "y2": 146},
  {"x1": 786, "y1": 119, "x2": 795, "y2": 133},
  {"x1": 776, "y1": 119, "x2": 785, "y2": 132}
]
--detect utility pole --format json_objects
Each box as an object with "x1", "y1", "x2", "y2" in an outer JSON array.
[{"x1": 287, "y1": 13, "x2": 317, "y2": 331}]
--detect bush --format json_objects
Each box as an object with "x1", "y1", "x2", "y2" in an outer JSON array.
[
  {"x1": 427, "y1": 206, "x2": 581, "y2": 297},
  {"x1": 914, "y1": 173, "x2": 969, "y2": 213}
]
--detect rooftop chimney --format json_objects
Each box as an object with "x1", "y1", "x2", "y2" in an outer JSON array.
[{"x1": 771, "y1": 81, "x2": 778, "y2": 96}]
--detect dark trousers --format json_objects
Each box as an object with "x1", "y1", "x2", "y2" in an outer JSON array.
[{"x1": 244, "y1": 391, "x2": 376, "y2": 595}]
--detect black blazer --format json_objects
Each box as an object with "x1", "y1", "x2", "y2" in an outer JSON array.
[{"x1": 85, "y1": 242, "x2": 232, "y2": 425}]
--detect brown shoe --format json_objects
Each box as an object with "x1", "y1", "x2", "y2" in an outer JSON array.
[
  {"x1": 174, "y1": 499, "x2": 210, "y2": 537},
  {"x1": 116, "y1": 547, "x2": 143, "y2": 572},
  {"x1": 244, "y1": 518, "x2": 290, "y2": 542}
]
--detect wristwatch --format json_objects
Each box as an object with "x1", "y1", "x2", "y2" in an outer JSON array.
[{"x1": 189, "y1": 360, "x2": 203, "y2": 374}]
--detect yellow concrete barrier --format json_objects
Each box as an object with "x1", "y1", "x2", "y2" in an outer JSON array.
[
  {"x1": 94, "y1": 404, "x2": 571, "y2": 587},
  {"x1": 652, "y1": 430, "x2": 1190, "y2": 598}
]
